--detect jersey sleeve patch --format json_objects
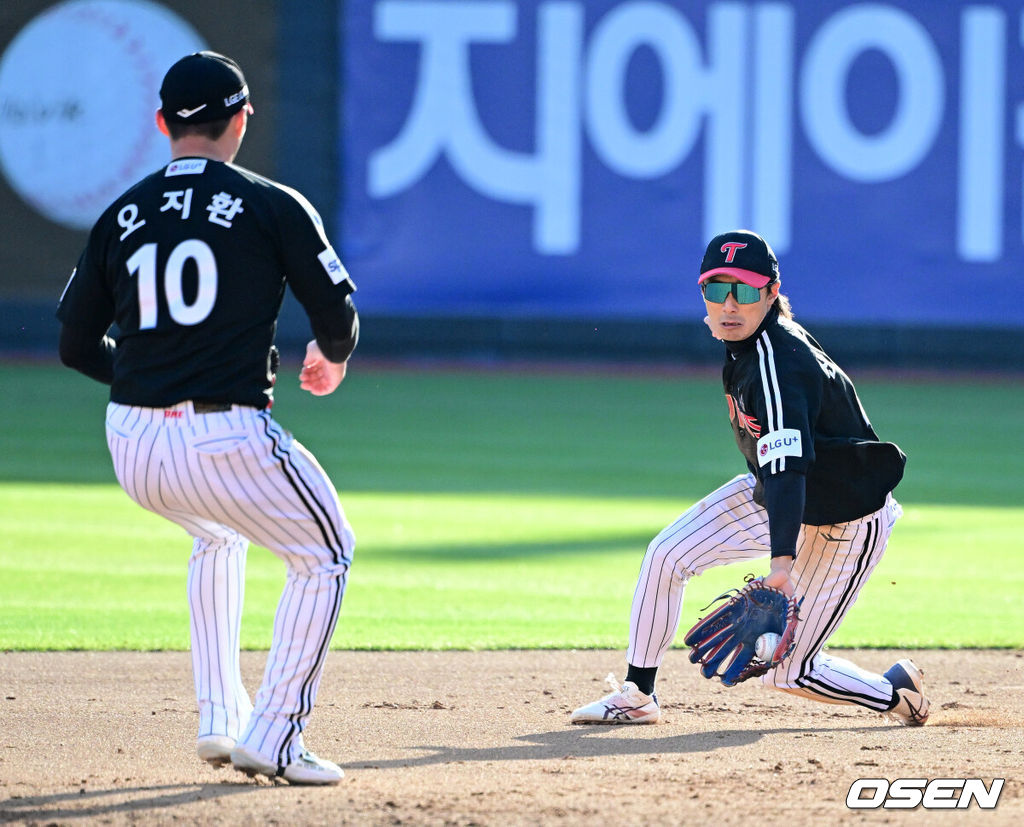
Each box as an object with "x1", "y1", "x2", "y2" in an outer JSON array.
[
  {"x1": 756, "y1": 428, "x2": 803, "y2": 467},
  {"x1": 317, "y1": 247, "x2": 350, "y2": 284}
]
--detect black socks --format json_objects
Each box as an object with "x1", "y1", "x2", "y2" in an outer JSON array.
[{"x1": 625, "y1": 664, "x2": 658, "y2": 696}]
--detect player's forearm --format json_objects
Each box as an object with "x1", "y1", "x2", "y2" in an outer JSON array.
[
  {"x1": 309, "y1": 295, "x2": 359, "y2": 364},
  {"x1": 58, "y1": 324, "x2": 115, "y2": 384},
  {"x1": 762, "y1": 470, "x2": 805, "y2": 558}
]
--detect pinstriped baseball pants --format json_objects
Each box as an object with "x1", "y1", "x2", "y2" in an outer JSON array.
[
  {"x1": 628, "y1": 473, "x2": 903, "y2": 712},
  {"x1": 106, "y1": 401, "x2": 354, "y2": 768}
]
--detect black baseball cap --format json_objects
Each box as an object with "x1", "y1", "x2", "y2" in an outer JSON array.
[
  {"x1": 698, "y1": 229, "x2": 780, "y2": 288},
  {"x1": 159, "y1": 51, "x2": 251, "y2": 124}
]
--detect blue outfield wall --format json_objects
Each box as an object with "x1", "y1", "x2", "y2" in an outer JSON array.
[
  {"x1": 3, "y1": 1, "x2": 1024, "y2": 369},
  {"x1": 7, "y1": 297, "x2": 1023, "y2": 373},
  {"x1": 340, "y1": 0, "x2": 1024, "y2": 330}
]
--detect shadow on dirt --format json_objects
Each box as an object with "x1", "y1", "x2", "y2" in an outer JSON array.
[
  {"x1": 339, "y1": 723, "x2": 879, "y2": 770},
  {"x1": 0, "y1": 782, "x2": 264, "y2": 823}
]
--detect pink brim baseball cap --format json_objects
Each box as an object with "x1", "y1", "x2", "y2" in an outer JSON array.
[
  {"x1": 698, "y1": 230, "x2": 779, "y2": 287},
  {"x1": 697, "y1": 267, "x2": 773, "y2": 288}
]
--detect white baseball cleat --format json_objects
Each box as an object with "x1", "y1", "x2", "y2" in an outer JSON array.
[
  {"x1": 570, "y1": 674, "x2": 661, "y2": 724},
  {"x1": 231, "y1": 743, "x2": 345, "y2": 785},
  {"x1": 884, "y1": 658, "x2": 930, "y2": 726},
  {"x1": 196, "y1": 734, "x2": 235, "y2": 768}
]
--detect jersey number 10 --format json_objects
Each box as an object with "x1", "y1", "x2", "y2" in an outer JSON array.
[{"x1": 126, "y1": 239, "x2": 217, "y2": 330}]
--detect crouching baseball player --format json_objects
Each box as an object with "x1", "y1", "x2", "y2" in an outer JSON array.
[
  {"x1": 58, "y1": 52, "x2": 358, "y2": 783},
  {"x1": 571, "y1": 230, "x2": 930, "y2": 727}
]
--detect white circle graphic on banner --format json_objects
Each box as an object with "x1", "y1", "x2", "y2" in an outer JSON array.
[{"x1": 0, "y1": 0, "x2": 205, "y2": 229}]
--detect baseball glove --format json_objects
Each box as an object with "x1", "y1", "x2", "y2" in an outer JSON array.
[{"x1": 682, "y1": 575, "x2": 801, "y2": 686}]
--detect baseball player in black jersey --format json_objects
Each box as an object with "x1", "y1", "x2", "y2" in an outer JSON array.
[
  {"x1": 572, "y1": 230, "x2": 930, "y2": 727},
  {"x1": 57, "y1": 52, "x2": 359, "y2": 784}
]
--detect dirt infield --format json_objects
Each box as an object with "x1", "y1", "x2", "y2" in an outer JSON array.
[{"x1": 1, "y1": 649, "x2": 1021, "y2": 825}]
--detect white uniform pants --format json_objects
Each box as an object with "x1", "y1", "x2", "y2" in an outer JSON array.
[
  {"x1": 628, "y1": 473, "x2": 902, "y2": 711},
  {"x1": 106, "y1": 401, "x2": 354, "y2": 767}
]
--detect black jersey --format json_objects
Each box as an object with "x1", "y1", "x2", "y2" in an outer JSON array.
[
  {"x1": 57, "y1": 157, "x2": 357, "y2": 409},
  {"x1": 722, "y1": 306, "x2": 906, "y2": 525}
]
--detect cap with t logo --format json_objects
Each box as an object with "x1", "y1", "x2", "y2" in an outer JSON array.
[{"x1": 699, "y1": 230, "x2": 780, "y2": 288}]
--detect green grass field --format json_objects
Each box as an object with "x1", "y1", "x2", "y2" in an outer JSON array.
[{"x1": 1, "y1": 361, "x2": 1021, "y2": 650}]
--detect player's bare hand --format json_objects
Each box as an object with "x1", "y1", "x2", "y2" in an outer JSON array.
[
  {"x1": 763, "y1": 557, "x2": 796, "y2": 597},
  {"x1": 299, "y1": 340, "x2": 347, "y2": 396}
]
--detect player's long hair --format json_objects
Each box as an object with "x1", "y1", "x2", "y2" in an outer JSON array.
[{"x1": 775, "y1": 292, "x2": 793, "y2": 319}]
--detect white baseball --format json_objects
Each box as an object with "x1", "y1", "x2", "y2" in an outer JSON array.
[{"x1": 755, "y1": 632, "x2": 781, "y2": 661}]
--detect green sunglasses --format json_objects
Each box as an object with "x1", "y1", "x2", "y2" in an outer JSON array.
[{"x1": 701, "y1": 281, "x2": 763, "y2": 304}]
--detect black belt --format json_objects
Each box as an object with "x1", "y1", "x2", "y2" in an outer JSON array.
[{"x1": 193, "y1": 402, "x2": 233, "y2": 413}]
